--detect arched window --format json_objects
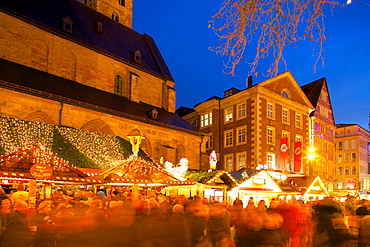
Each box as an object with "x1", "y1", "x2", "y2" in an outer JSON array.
[
  {"x1": 114, "y1": 75, "x2": 122, "y2": 95},
  {"x1": 112, "y1": 13, "x2": 119, "y2": 22},
  {"x1": 281, "y1": 89, "x2": 290, "y2": 98}
]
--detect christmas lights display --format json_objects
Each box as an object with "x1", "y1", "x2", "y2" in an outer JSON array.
[{"x1": 0, "y1": 116, "x2": 147, "y2": 170}]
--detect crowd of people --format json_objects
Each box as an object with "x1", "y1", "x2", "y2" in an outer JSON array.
[{"x1": 1, "y1": 184, "x2": 370, "y2": 247}]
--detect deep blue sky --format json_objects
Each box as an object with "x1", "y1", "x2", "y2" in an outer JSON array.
[{"x1": 133, "y1": 1, "x2": 370, "y2": 130}]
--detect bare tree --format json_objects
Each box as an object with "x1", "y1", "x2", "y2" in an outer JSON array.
[{"x1": 209, "y1": 0, "x2": 341, "y2": 77}]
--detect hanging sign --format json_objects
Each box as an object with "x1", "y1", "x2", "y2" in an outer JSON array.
[{"x1": 30, "y1": 164, "x2": 53, "y2": 179}]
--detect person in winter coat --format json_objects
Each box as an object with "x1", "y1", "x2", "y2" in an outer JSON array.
[
  {"x1": 31, "y1": 200, "x2": 57, "y2": 247},
  {"x1": 3, "y1": 202, "x2": 31, "y2": 247}
]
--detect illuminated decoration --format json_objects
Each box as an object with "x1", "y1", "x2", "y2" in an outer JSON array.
[
  {"x1": 0, "y1": 144, "x2": 102, "y2": 183},
  {"x1": 206, "y1": 170, "x2": 239, "y2": 189},
  {"x1": 127, "y1": 129, "x2": 144, "y2": 157},
  {"x1": 345, "y1": 178, "x2": 356, "y2": 189},
  {"x1": 304, "y1": 176, "x2": 329, "y2": 197},
  {"x1": 233, "y1": 170, "x2": 282, "y2": 193},
  {"x1": 0, "y1": 116, "x2": 149, "y2": 170},
  {"x1": 98, "y1": 155, "x2": 195, "y2": 186},
  {"x1": 209, "y1": 150, "x2": 218, "y2": 171},
  {"x1": 164, "y1": 158, "x2": 189, "y2": 181}
]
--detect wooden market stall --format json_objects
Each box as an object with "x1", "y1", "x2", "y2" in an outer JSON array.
[{"x1": 90, "y1": 155, "x2": 195, "y2": 200}]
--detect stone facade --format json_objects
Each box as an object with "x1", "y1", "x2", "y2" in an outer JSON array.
[{"x1": 0, "y1": 0, "x2": 204, "y2": 169}]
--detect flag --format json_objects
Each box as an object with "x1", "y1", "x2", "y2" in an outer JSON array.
[
  {"x1": 294, "y1": 142, "x2": 302, "y2": 172},
  {"x1": 280, "y1": 138, "x2": 288, "y2": 170}
]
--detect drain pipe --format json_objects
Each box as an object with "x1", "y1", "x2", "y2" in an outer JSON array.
[{"x1": 59, "y1": 102, "x2": 63, "y2": 126}]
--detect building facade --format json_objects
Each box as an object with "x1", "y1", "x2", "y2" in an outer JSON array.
[
  {"x1": 335, "y1": 124, "x2": 370, "y2": 194},
  {"x1": 301, "y1": 78, "x2": 336, "y2": 185},
  {"x1": 0, "y1": 0, "x2": 205, "y2": 169},
  {"x1": 180, "y1": 72, "x2": 314, "y2": 173}
]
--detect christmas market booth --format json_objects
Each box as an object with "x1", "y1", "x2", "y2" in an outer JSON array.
[
  {"x1": 228, "y1": 170, "x2": 302, "y2": 206},
  {"x1": 286, "y1": 175, "x2": 330, "y2": 201},
  {"x1": 89, "y1": 155, "x2": 196, "y2": 200},
  {"x1": 162, "y1": 170, "x2": 240, "y2": 203},
  {"x1": 0, "y1": 144, "x2": 103, "y2": 212}
]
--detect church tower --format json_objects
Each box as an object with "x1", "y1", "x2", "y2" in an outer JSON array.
[{"x1": 81, "y1": 0, "x2": 132, "y2": 28}]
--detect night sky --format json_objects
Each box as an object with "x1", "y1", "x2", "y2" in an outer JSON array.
[{"x1": 133, "y1": 0, "x2": 370, "y2": 130}]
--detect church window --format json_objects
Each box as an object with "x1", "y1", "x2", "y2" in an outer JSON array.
[{"x1": 118, "y1": 0, "x2": 125, "y2": 6}]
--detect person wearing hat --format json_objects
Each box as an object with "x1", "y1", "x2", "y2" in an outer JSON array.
[{"x1": 31, "y1": 201, "x2": 57, "y2": 247}]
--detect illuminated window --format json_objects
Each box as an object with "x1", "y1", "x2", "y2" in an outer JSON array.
[
  {"x1": 237, "y1": 103, "x2": 246, "y2": 119},
  {"x1": 267, "y1": 127, "x2": 274, "y2": 144},
  {"x1": 201, "y1": 113, "x2": 212, "y2": 128},
  {"x1": 206, "y1": 134, "x2": 213, "y2": 149},
  {"x1": 351, "y1": 152, "x2": 357, "y2": 162},
  {"x1": 282, "y1": 131, "x2": 289, "y2": 142},
  {"x1": 225, "y1": 155, "x2": 233, "y2": 171},
  {"x1": 237, "y1": 153, "x2": 246, "y2": 170},
  {"x1": 267, "y1": 103, "x2": 274, "y2": 118},
  {"x1": 225, "y1": 130, "x2": 233, "y2": 146},
  {"x1": 237, "y1": 127, "x2": 246, "y2": 144},
  {"x1": 114, "y1": 75, "x2": 122, "y2": 95},
  {"x1": 295, "y1": 114, "x2": 301, "y2": 128},
  {"x1": 225, "y1": 107, "x2": 233, "y2": 122},
  {"x1": 295, "y1": 135, "x2": 302, "y2": 143},
  {"x1": 338, "y1": 154, "x2": 343, "y2": 163},
  {"x1": 267, "y1": 153, "x2": 275, "y2": 169},
  {"x1": 282, "y1": 109, "x2": 289, "y2": 123},
  {"x1": 338, "y1": 166, "x2": 342, "y2": 176}
]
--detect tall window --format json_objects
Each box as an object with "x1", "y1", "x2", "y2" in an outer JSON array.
[
  {"x1": 338, "y1": 166, "x2": 343, "y2": 176},
  {"x1": 267, "y1": 153, "x2": 275, "y2": 169},
  {"x1": 225, "y1": 130, "x2": 233, "y2": 147},
  {"x1": 338, "y1": 142, "x2": 343, "y2": 151},
  {"x1": 267, "y1": 103, "x2": 274, "y2": 118},
  {"x1": 237, "y1": 103, "x2": 246, "y2": 119},
  {"x1": 225, "y1": 107, "x2": 233, "y2": 122},
  {"x1": 344, "y1": 153, "x2": 350, "y2": 163},
  {"x1": 206, "y1": 134, "x2": 213, "y2": 149},
  {"x1": 295, "y1": 114, "x2": 301, "y2": 128},
  {"x1": 267, "y1": 128, "x2": 274, "y2": 144},
  {"x1": 114, "y1": 75, "x2": 122, "y2": 95},
  {"x1": 351, "y1": 152, "x2": 357, "y2": 162},
  {"x1": 295, "y1": 135, "x2": 302, "y2": 143},
  {"x1": 118, "y1": 0, "x2": 125, "y2": 6},
  {"x1": 225, "y1": 155, "x2": 233, "y2": 171},
  {"x1": 351, "y1": 166, "x2": 357, "y2": 175},
  {"x1": 237, "y1": 127, "x2": 246, "y2": 144},
  {"x1": 282, "y1": 109, "x2": 289, "y2": 123},
  {"x1": 351, "y1": 139, "x2": 356, "y2": 149},
  {"x1": 201, "y1": 113, "x2": 212, "y2": 127},
  {"x1": 345, "y1": 166, "x2": 349, "y2": 175},
  {"x1": 338, "y1": 154, "x2": 343, "y2": 163},
  {"x1": 344, "y1": 140, "x2": 349, "y2": 150},
  {"x1": 282, "y1": 131, "x2": 289, "y2": 141},
  {"x1": 237, "y1": 153, "x2": 246, "y2": 170}
]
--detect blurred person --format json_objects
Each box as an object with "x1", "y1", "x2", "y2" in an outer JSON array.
[
  {"x1": 256, "y1": 200, "x2": 267, "y2": 214},
  {"x1": 344, "y1": 195, "x2": 356, "y2": 216},
  {"x1": 0, "y1": 199, "x2": 12, "y2": 233},
  {"x1": 185, "y1": 200, "x2": 209, "y2": 247},
  {"x1": 312, "y1": 197, "x2": 351, "y2": 247},
  {"x1": 10, "y1": 184, "x2": 28, "y2": 207},
  {"x1": 356, "y1": 199, "x2": 369, "y2": 216},
  {"x1": 208, "y1": 203, "x2": 231, "y2": 246},
  {"x1": 0, "y1": 188, "x2": 8, "y2": 205},
  {"x1": 32, "y1": 201, "x2": 57, "y2": 247},
  {"x1": 3, "y1": 201, "x2": 31, "y2": 247}
]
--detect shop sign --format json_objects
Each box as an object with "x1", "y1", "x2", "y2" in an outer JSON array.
[{"x1": 30, "y1": 164, "x2": 53, "y2": 179}]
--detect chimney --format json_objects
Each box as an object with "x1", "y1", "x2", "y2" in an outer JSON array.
[{"x1": 247, "y1": 76, "x2": 253, "y2": 88}]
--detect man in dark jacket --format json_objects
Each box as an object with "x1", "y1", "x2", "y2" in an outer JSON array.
[{"x1": 3, "y1": 201, "x2": 31, "y2": 247}]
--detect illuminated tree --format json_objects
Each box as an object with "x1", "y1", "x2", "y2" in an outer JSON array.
[{"x1": 209, "y1": 0, "x2": 342, "y2": 77}]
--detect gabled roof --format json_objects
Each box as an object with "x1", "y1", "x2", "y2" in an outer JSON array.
[
  {"x1": 301, "y1": 77, "x2": 326, "y2": 108},
  {"x1": 0, "y1": 58, "x2": 199, "y2": 134},
  {"x1": 0, "y1": 144, "x2": 103, "y2": 183},
  {"x1": 204, "y1": 170, "x2": 239, "y2": 189},
  {"x1": 0, "y1": 0, "x2": 173, "y2": 81},
  {"x1": 232, "y1": 170, "x2": 283, "y2": 193},
  {"x1": 97, "y1": 155, "x2": 195, "y2": 186}
]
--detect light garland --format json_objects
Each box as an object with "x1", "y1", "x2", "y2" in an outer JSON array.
[{"x1": 0, "y1": 116, "x2": 133, "y2": 169}]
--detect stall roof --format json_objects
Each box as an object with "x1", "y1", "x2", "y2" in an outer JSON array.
[
  {"x1": 94, "y1": 155, "x2": 195, "y2": 186},
  {"x1": 205, "y1": 170, "x2": 239, "y2": 189},
  {"x1": 0, "y1": 144, "x2": 104, "y2": 183}
]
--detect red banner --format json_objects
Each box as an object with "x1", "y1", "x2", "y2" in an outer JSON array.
[
  {"x1": 280, "y1": 138, "x2": 288, "y2": 170},
  {"x1": 294, "y1": 142, "x2": 302, "y2": 172}
]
